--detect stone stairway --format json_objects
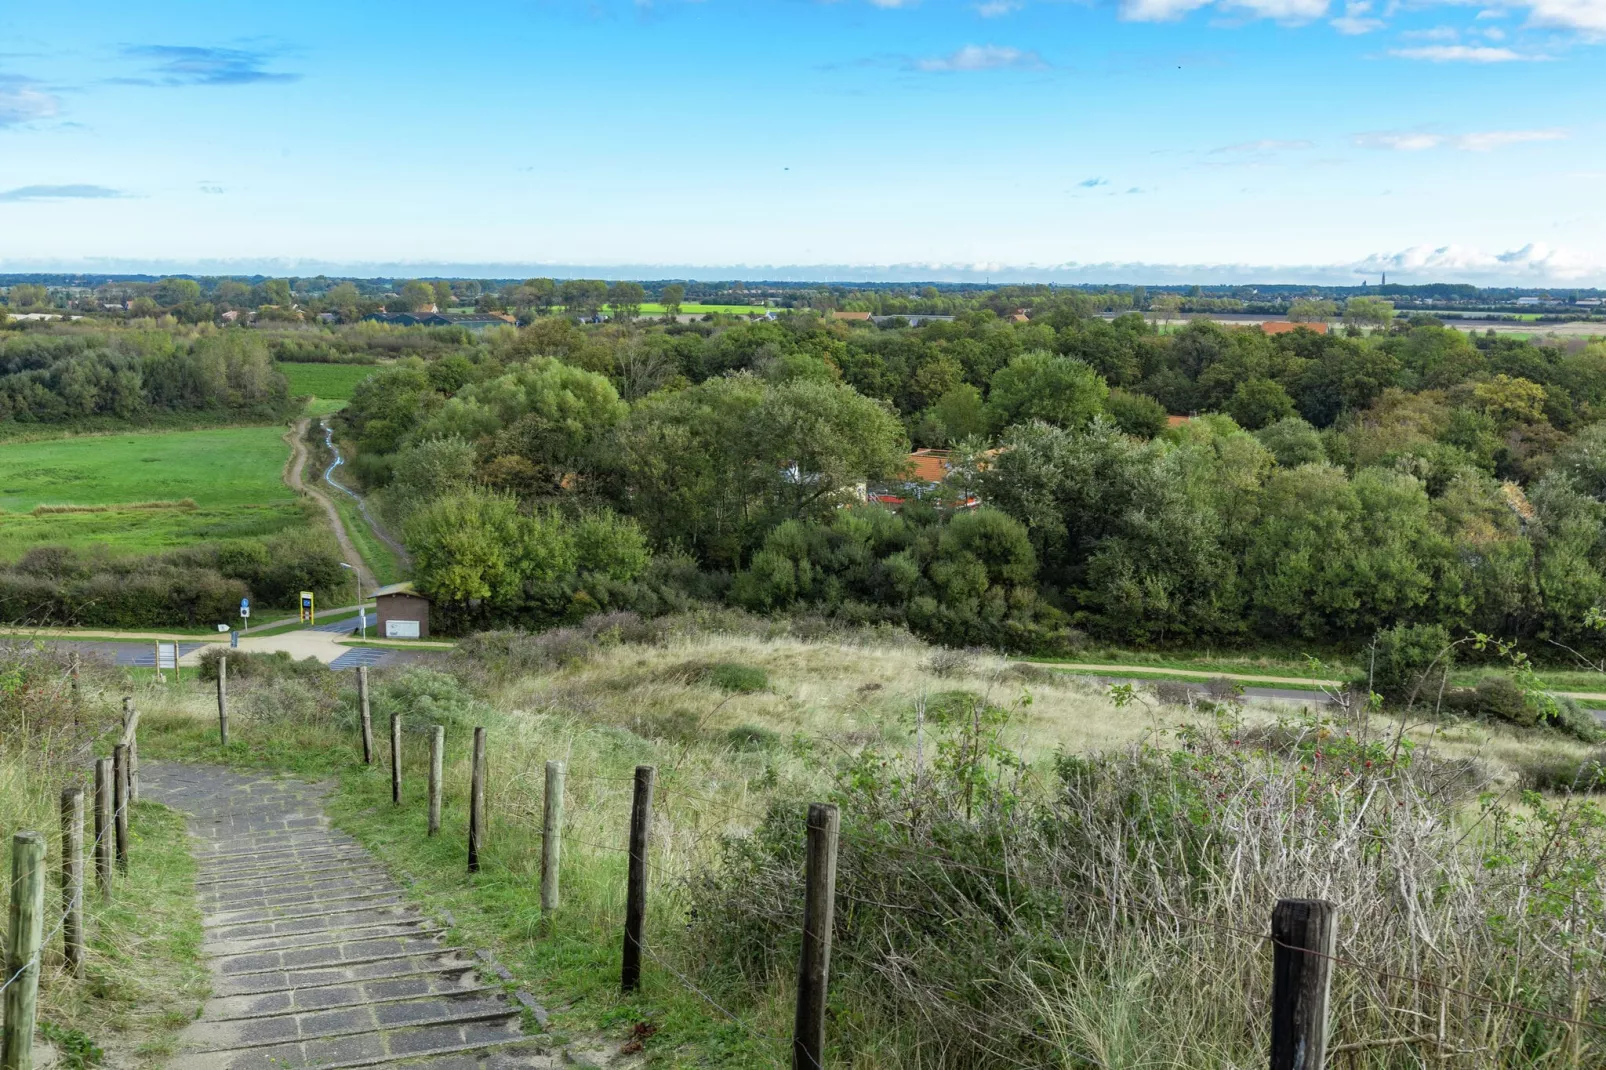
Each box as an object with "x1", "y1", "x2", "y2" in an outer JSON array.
[{"x1": 144, "y1": 763, "x2": 555, "y2": 1069}]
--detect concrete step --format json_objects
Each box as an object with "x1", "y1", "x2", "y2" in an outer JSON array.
[
  {"x1": 205, "y1": 903, "x2": 427, "y2": 944},
  {"x1": 166, "y1": 1014, "x2": 532, "y2": 1069},
  {"x1": 204, "y1": 966, "x2": 489, "y2": 1021},
  {"x1": 211, "y1": 949, "x2": 479, "y2": 998},
  {"x1": 182, "y1": 991, "x2": 517, "y2": 1052}
]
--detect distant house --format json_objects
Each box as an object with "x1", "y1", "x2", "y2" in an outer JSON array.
[
  {"x1": 1166, "y1": 415, "x2": 1192, "y2": 428},
  {"x1": 868, "y1": 449, "x2": 981, "y2": 510},
  {"x1": 1006, "y1": 309, "x2": 1030, "y2": 324},
  {"x1": 365, "y1": 311, "x2": 515, "y2": 330},
  {"x1": 827, "y1": 310, "x2": 872, "y2": 321},
  {"x1": 220, "y1": 310, "x2": 242, "y2": 323},
  {"x1": 1262, "y1": 320, "x2": 1329, "y2": 335},
  {"x1": 1516, "y1": 297, "x2": 1542, "y2": 307}
]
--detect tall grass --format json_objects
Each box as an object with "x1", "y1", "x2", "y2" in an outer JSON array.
[
  {"x1": 133, "y1": 619, "x2": 1606, "y2": 1066},
  {"x1": 0, "y1": 644, "x2": 207, "y2": 1066}
]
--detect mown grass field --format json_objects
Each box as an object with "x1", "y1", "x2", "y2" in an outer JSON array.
[
  {"x1": 279, "y1": 361, "x2": 378, "y2": 401},
  {"x1": 0, "y1": 426, "x2": 301, "y2": 556}
]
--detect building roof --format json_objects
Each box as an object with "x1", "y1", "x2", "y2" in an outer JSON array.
[
  {"x1": 1166, "y1": 415, "x2": 1191, "y2": 427},
  {"x1": 1261, "y1": 320, "x2": 1330, "y2": 335},
  {"x1": 828, "y1": 310, "x2": 872, "y2": 321},
  {"x1": 372, "y1": 582, "x2": 427, "y2": 600},
  {"x1": 903, "y1": 448, "x2": 955, "y2": 483}
]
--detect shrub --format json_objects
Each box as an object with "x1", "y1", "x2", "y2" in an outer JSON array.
[
  {"x1": 196, "y1": 647, "x2": 329, "y2": 683},
  {"x1": 372, "y1": 666, "x2": 494, "y2": 730},
  {"x1": 707, "y1": 663, "x2": 769, "y2": 693},
  {"x1": 924, "y1": 647, "x2": 974, "y2": 678},
  {"x1": 1365, "y1": 623, "x2": 1453, "y2": 705},
  {"x1": 1517, "y1": 749, "x2": 1606, "y2": 792},
  {"x1": 724, "y1": 723, "x2": 780, "y2": 751}
]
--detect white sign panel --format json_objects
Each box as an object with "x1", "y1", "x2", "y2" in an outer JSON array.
[
  {"x1": 385, "y1": 620, "x2": 420, "y2": 639},
  {"x1": 156, "y1": 642, "x2": 179, "y2": 669}
]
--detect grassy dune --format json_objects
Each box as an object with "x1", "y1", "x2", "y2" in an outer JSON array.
[{"x1": 133, "y1": 622, "x2": 1605, "y2": 1066}]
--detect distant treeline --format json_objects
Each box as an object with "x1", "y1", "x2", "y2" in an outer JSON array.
[{"x1": 0, "y1": 330, "x2": 292, "y2": 425}]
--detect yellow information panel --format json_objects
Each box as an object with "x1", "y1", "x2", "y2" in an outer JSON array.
[{"x1": 300, "y1": 590, "x2": 315, "y2": 625}]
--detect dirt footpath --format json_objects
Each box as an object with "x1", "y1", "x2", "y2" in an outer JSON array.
[{"x1": 284, "y1": 419, "x2": 375, "y2": 592}]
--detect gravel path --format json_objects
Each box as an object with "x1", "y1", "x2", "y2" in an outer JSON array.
[{"x1": 144, "y1": 763, "x2": 555, "y2": 1069}]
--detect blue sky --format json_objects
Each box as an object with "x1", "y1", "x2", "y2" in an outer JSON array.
[{"x1": 1, "y1": 0, "x2": 1601, "y2": 284}]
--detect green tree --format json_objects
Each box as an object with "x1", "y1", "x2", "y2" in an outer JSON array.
[
  {"x1": 661, "y1": 283, "x2": 686, "y2": 318},
  {"x1": 560, "y1": 279, "x2": 608, "y2": 319},
  {"x1": 1105, "y1": 389, "x2": 1169, "y2": 439},
  {"x1": 1226, "y1": 377, "x2": 1296, "y2": 430},
  {"x1": 1254, "y1": 417, "x2": 1326, "y2": 467},
  {"x1": 1344, "y1": 296, "x2": 1395, "y2": 330},
  {"x1": 916, "y1": 385, "x2": 988, "y2": 446},
  {"x1": 607, "y1": 281, "x2": 646, "y2": 323},
  {"x1": 399, "y1": 280, "x2": 438, "y2": 313},
  {"x1": 1287, "y1": 298, "x2": 1337, "y2": 323},
  {"x1": 406, "y1": 489, "x2": 577, "y2": 607},
  {"x1": 154, "y1": 278, "x2": 202, "y2": 307},
  {"x1": 433, "y1": 280, "x2": 455, "y2": 310},
  {"x1": 986, "y1": 352, "x2": 1108, "y2": 432},
  {"x1": 6, "y1": 283, "x2": 48, "y2": 308}
]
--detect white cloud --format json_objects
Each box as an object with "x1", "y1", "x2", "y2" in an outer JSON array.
[
  {"x1": 1354, "y1": 127, "x2": 1567, "y2": 150},
  {"x1": 1354, "y1": 130, "x2": 1447, "y2": 150},
  {"x1": 1388, "y1": 43, "x2": 1538, "y2": 59},
  {"x1": 915, "y1": 43, "x2": 1043, "y2": 70},
  {"x1": 1120, "y1": 0, "x2": 1214, "y2": 21},
  {"x1": 0, "y1": 82, "x2": 59, "y2": 127},
  {"x1": 1400, "y1": 25, "x2": 1461, "y2": 39},
  {"x1": 1331, "y1": 0, "x2": 1386, "y2": 32},
  {"x1": 1211, "y1": 138, "x2": 1316, "y2": 152},
  {"x1": 1524, "y1": 0, "x2": 1606, "y2": 30},
  {"x1": 975, "y1": 0, "x2": 1024, "y2": 13},
  {"x1": 1221, "y1": 0, "x2": 1331, "y2": 18},
  {"x1": 1455, "y1": 127, "x2": 1566, "y2": 150},
  {"x1": 1355, "y1": 243, "x2": 1601, "y2": 281}
]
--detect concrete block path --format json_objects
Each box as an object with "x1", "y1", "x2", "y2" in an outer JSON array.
[{"x1": 143, "y1": 762, "x2": 558, "y2": 1069}]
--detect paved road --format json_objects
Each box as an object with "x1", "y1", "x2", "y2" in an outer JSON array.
[
  {"x1": 143, "y1": 763, "x2": 555, "y2": 1069},
  {"x1": 21, "y1": 637, "x2": 440, "y2": 672}
]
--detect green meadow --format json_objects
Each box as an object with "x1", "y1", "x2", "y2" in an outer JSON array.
[
  {"x1": 0, "y1": 426, "x2": 303, "y2": 556},
  {"x1": 279, "y1": 361, "x2": 378, "y2": 401}
]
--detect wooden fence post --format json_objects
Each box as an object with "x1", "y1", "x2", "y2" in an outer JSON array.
[
  {"x1": 467, "y1": 728, "x2": 486, "y2": 873},
  {"x1": 152, "y1": 641, "x2": 160, "y2": 683},
  {"x1": 428, "y1": 725, "x2": 444, "y2": 837},
  {"x1": 121, "y1": 698, "x2": 140, "y2": 803},
  {"x1": 541, "y1": 760, "x2": 564, "y2": 914},
  {"x1": 1270, "y1": 898, "x2": 1336, "y2": 1070},
  {"x1": 358, "y1": 666, "x2": 373, "y2": 765},
  {"x1": 69, "y1": 650, "x2": 80, "y2": 704},
  {"x1": 390, "y1": 714, "x2": 402, "y2": 805},
  {"x1": 216, "y1": 657, "x2": 228, "y2": 747},
  {"x1": 2, "y1": 831, "x2": 45, "y2": 1070},
  {"x1": 112, "y1": 744, "x2": 129, "y2": 874},
  {"x1": 792, "y1": 803, "x2": 840, "y2": 1070},
  {"x1": 60, "y1": 786, "x2": 84, "y2": 978},
  {"x1": 93, "y1": 760, "x2": 112, "y2": 901},
  {"x1": 621, "y1": 764, "x2": 655, "y2": 993}
]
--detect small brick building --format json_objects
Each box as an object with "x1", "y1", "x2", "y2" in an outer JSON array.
[{"x1": 373, "y1": 583, "x2": 431, "y2": 639}]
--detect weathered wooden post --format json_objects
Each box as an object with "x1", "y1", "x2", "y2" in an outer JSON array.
[
  {"x1": 216, "y1": 657, "x2": 229, "y2": 747},
  {"x1": 390, "y1": 713, "x2": 402, "y2": 805},
  {"x1": 358, "y1": 666, "x2": 374, "y2": 765},
  {"x1": 2, "y1": 831, "x2": 46, "y2": 1070},
  {"x1": 792, "y1": 803, "x2": 840, "y2": 1070},
  {"x1": 541, "y1": 760, "x2": 564, "y2": 914},
  {"x1": 112, "y1": 744, "x2": 129, "y2": 874},
  {"x1": 93, "y1": 760, "x2": 112, "y2": 901},
  {"x1": 68, "y1": 650, "x2": 80, "y2": 704},
  {"x1": 121, "y1": 698, "x2": 140, "y2": 803},
  {"x1": 467, "y1": 728, "x2": 486, "y2": 873},
  {"x1": 1270, "y1": 898, "x2": 1336, "y2": 1070},
  {"x1": 59, "y1": 786, "x2": 84, "y2": 977},
  {"x1": 152, "y1": 640, "x2": 161, "y2": 682},
  {"x1": 621, "y1": 764, "x2": 655, "y2": 992},
  {"x1": 427, "y1": 725, "x2": 444, "y2": 837}
]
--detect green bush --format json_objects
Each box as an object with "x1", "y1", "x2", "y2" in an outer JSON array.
[
  {"x1": 724, "y1": 723, "x2": 780, "y2": 751},
  {"x1": 371, "y1": 666, "x2": 493, "y2": 730},
  {"x1": 196, "y1": 647, "x2": 329, "y2": 683},
  {"x1": 1365, "y1": 623, "x2": 1453, "y2": 705},
  {"x1": 707, "y1": 662, "x2": 769, "y2": 693}
]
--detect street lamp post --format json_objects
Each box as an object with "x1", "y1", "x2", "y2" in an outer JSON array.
[{"x1": 339, "y1": 563, "x2": 366, "y2": 639}]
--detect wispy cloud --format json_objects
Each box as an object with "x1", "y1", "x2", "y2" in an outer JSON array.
[
  {"x1": 1525, "y1": 0, "x2": 1606, "y2": 32},
  {"x1": 0, "y1": 184, "x2": 125, "y2": 202},
  {"x1": 1353, "y1": 127, "x2": 1567, "y2": 150},
  {"x1": 1330, "y1": 0, "x2": 1385, "y2": 33},
  {"x1": 914, "y1": 44, "x2": 1044, "y2": 70},
  {"x1": 1078, "y1": 177, "x2": 1109, "y2": 187},
  {"x1": 115, "y1": 45, "x2": 299, "y2": 86},
  {"x1": 0, "y1": 78, "x2": 59, "y2": 126},
  {"x1": 1388, "y1": 44, "x2": 1543, "y2": 60},
  {"x1": 1210, "y1": 138, "x2": 1315, "y2": 153},
  {"x1": 975, "y1": 0, "x2": 1024, "y2": 14}
]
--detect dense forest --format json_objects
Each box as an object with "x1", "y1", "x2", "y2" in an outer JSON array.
[{"x1": 306, "y1": 310, "x2": 1606, "y2": 656}]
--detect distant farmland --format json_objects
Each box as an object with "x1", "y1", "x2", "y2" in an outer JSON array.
[{"x1": 0, "y1": 426, "x2": 304, "y2": 556}]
